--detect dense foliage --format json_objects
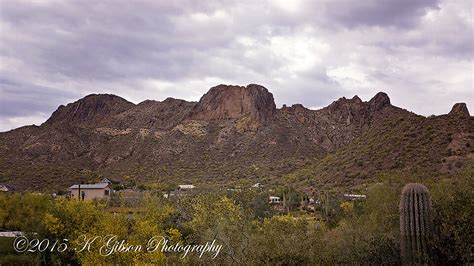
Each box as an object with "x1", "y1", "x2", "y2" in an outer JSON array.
[{"x1": 0, "y1": 167, "x2": 472, "y2": 265}]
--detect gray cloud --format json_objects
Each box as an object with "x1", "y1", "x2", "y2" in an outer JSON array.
[
  {"x1": 0, "y1": 79, "x2": 77, "y2": 116},
  {"x1": 0, "y1": 0, "x2": 472, "y2": 132},
  {"x1": 323, "y1": 0, "x2": 441, "y2": 28}
]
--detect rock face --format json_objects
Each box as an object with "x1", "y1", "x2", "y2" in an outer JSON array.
[
  {"x1": 449, "y1": 103, "x2": 470, "y2": 117},
  {"x1": 0, "y1": 83, "x2": 471, "y2": 191},
  {"x1": 368, "y1": 92, "x2": 391, "y2": 111},
  {"x1": 326, "y1": 93, "x2": 392, "y2": 126},
  {"x1": 189, "y1": 84, "x2": 276, "y2": 124},
  {"x1": 46, "y1": 94, "x2": 134, "y2": 125}
]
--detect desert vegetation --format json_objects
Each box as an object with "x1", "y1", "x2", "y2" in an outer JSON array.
[{"x1": 0, "y1": 164, "x2": 472, "y2": 265}]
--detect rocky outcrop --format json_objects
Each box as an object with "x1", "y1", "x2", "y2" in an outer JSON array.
[
  {"x1": 115, "y1": 98, "x2": 196, "y2": 130},
  {"x1": 449, "y1": 103, "x2": 470, "y2": 117},
  {"x1": 46, "y1": 94, "x2": 134, "y2": 125},
  {"x1": 325, "y1": 95, "x2": 368, "y2": 126},
  {"x1": 189, "y1": 84, "x2": 276, "y2": 124},
  {"x1": 369, "y1": 92, "x2": 391, "y2": 111},
  {"x1": 1, "y1": 84, "x2": 471, "y2": 191},
  {"x1": 327, "y1": 96, "x2": 364, "y2": 112}
]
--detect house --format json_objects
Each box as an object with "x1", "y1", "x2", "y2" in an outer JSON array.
[
  {"x1": 226, "y1": 188, "x2": 242, "y2": 192},
  {"x1": 269, "y1": 196, "x2": 281, "y2": 204},
  {"x1": 163, "y1": 191, "x2": 176, "y2": 198},
  {"x1": 252, "y1": 183, "x2": 263, "y2": 188},
  {"x1": 178, "y1": 184, "x2": 195, "y2": 190},
  {"x1": 0, "y1": 231, "x2": 23, "y2": 237},
  {"x1": 69, "y1": 182, "x2": 113, "y2": 200},
  {"x1": 343, "y1": 194, "x2": 367, "y2": 201},
  {"x1": 0, "y1": 184, "x2": 14, "y2": 192},
  {"x1": 101, "y1": 178, "x2": 113, "y2": 184}
]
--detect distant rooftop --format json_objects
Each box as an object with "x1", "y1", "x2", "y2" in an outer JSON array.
[
  {"x1": 101, "y1": 178, "x2": 112, "y2": 184},
  {"x1": 0, "y1": 184, "x2": 14, "y2": 191},
  {"x1": 69, "y1": 183, "x2": 110, "y2": 189},
  {"x1": 178, "y1": 184, "x2": 195, "y2": 189},
  {"x1": 0, "y1": 231, "x2": 23, "y2": 237}
]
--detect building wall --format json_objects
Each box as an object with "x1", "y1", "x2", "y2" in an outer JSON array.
[{"x1": 70, "y1": 188, "x2": 110, "y2": 200}]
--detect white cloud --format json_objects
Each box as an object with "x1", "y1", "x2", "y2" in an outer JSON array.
[
  {"x1": 269, "y1": 33, "x2": 331, "y2": 76},
  {"x1": 0, "y1": 113, "x2": 49, "y2": 132}
]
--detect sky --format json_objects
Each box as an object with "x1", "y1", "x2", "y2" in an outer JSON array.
[{"x1": 0, "y1": 0, "x2": 472, "y2": 132}]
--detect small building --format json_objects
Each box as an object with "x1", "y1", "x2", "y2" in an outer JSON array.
[
  {"x1": 101, "y1": 178, "x2": 113, "y2": 184},
  {"x1": 0, "y1": 231, "x2": 23, "y2": 237},
  {"x1": 343, "y1": 194, "x2": 367, "y2": 201},
  {"x1": 69, "y1": 182, "x2": 112, "y2": 201},
  {"x1": 0, "y1": 184, "x2": 14, "y2": 192},
  {"x1": 226, "y1": 188, "x2": 242, "y2": 192},
  {"x1": 269, "y1": 196, "x2": 281, "y2": 204},
  {"x1": 252, "y1": 183, "x2": 263, "y2": 188},
  {"x1": 163, "y1": 191, "x2": 176, "y2": 198},
  {"x1": 178, "y1": 184, "x2": 195, "y2": 190}
]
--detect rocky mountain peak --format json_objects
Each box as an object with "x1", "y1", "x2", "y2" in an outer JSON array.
[
  {"x1": 2, "y1": 84, "x2": 472, "y2": 192},
  {"x1": 368, "y1": 92, "x2": 390, "y2": 110},
  {"x1": 46, "y1": 94, "x2": 134, "y2": 124},
  {"x1": 163, "y1": 97, "x2": 189, "y2": 104},
  {"x1": 189, "y1": 84, "x2": 276, "y2": 123},
  {"x1": 352, "y1": 95, "x2": 362, "y2": 103},
  {"x1": 449, "y1": 103, "x2": 470, "y2": 117},
  {"x1": 328, "y1": 95, "x2": 364, "y2": 112}
]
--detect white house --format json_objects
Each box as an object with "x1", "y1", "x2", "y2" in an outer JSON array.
[
  {"x1": 343, "y1": 194, "x2": 367, "y2": 201},
  {"x1": 0, "y1": 231, "x2": 23, "y2": 237},
  {"x1": 69, "y1": 182, "x2": 112, "y2": 200},
  {"x1": 178, "y1": 184, "x2": 195, "y2": 190},
  {"x1": 269, "y1": 196, "x2": 281, "y2": 204}
]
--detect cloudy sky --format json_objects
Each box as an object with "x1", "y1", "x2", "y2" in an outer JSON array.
[{"x1": 0, "y1": 0, "x2": 472, "y2": 131}]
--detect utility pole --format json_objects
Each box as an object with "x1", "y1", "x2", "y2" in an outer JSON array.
[{"x1": 325, "y1": 191, "x2": 329, "y2": 219}]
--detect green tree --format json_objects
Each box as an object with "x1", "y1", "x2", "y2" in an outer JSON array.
[
  {"x1": 186, "y1": 194, "x2": 250, "y2": 264},
  {"x1": 429, "y1": 169, "x2": 474, "y2": 264},
  {"x1": 249, "y1": 215, "x2": 324, "y2": 265}
]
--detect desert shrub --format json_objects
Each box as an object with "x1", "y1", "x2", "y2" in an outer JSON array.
[
  {"x1": 429, "y1": 168, "x2": 474, "y2": 264},
  {"x1": 1, "y1": 165, "x2": 472, "y2": 265},
  {"x1": 248, "y1": 215, "x2": 324, "y2": 265}
]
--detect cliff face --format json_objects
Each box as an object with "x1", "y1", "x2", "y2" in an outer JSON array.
[
  {"x1": 368, "y1": 92, "x2": 391, "y2": 111},
  {"x1": 189, "y1": 84, "x2": 276, "y2": 124},
  {"x1": 449, "y1": 103, "x2": 470, "y2": 117},
  {"x1": 46, "y1": 94, "x2": 134, "y2": 125},
  {"x1": 0, "y1": 84, "x2": 472, "y2": 191}
]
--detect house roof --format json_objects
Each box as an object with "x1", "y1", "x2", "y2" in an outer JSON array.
[
  {"x1": 343, "y1": 194, "x2": 366, "y2": 199},
  {"x1": 0, "y1": 231, "x2": 23, "y2": 237},
  {"x1": 178, "y1": 184, "x2": 195, "y2": 189},
  {"x1": 101, "y1": 178, "x2": 112, "y2": 184},
  {"x1": 69, "y1": 183, "x2": 110, "y2": 189},
  {"x1": 0, "y1": 184, "x2": 14, "y2": 191}
]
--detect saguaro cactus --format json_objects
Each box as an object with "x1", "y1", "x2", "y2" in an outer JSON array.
[{"x1": 400, "y1": 183, "x2": 433, "y2": 264}]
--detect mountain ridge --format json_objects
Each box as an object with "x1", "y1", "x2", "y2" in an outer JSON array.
[{"x1": 0, "y1": 84, "x2": 472, "y2": 191}]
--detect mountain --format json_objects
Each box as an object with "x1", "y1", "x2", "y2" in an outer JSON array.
[{"x1": 0, "y1": 84, "x2": 472, "y2": 191}]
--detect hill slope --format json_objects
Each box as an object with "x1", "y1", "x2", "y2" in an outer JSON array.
[{"x1": 0, "y1": 84, "x2": 472, "y2": 191}]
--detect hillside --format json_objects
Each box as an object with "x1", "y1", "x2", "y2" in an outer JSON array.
[
  {"x1": 0, "y1": 84, "x2": 472, "y2": 191},
  {"x1": 285, "y1": 109, "x2": 473, "y2": 189}
]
